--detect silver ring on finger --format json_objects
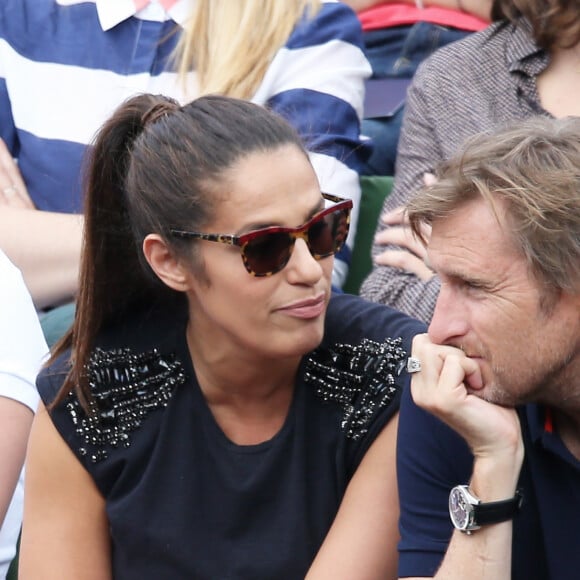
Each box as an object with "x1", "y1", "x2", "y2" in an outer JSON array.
[
  {"x1": 2, "y1": 185, "x2": 17, "y2": 197},
  {"x1": 406, "y1": 356, "x2": 422, "y2": 374}
]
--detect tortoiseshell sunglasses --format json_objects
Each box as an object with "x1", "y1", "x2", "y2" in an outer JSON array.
[{"x1": 170, "y1": 193, "x2": 352, "y2": 277}]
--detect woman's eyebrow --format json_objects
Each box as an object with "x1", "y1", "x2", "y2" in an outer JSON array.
[{"x1": 239, "y1": 196, "x2": 326, "y2": 233}]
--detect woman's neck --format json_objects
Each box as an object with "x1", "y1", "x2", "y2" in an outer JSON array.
[
  {"x1": 186, "y1": 323, "x2": 301, "y2": 445},
  {"x1": 537, "y1": 43, "x2": 580, "y2": 118}
]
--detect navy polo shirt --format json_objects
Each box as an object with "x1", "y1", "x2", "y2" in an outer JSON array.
[{"x1": 397, "y1": 386, "x2": 580, "y2": 580}]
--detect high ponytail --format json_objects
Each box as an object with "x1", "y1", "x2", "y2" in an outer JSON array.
[{"x1": 50, "y1": 95, "x2": 184, "y2": 409}]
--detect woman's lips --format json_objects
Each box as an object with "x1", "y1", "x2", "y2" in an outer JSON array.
[{"x1": 276, "y1": 295, "x2": 326, "y2": 319}]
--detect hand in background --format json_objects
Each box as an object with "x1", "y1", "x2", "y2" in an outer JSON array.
[
  {"x1": 374, "y1": 204, "x2": 433, "y2": 280},
  {"x1": 0, "y1": 138, "x2": 34, "y2": 210},
  {"x1": 373, "y1": 171, "x2": 436, "y2": 280}
]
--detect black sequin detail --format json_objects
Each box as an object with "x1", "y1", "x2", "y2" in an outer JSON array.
[
  {"x1": 66, "y1": 348, "x2": 186, "y2": 463},
  {"x1": 305, "y1": 338, "x2": 407, "y2": 440}
]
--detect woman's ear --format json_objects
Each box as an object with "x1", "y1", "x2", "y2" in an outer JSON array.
[{"x1": 142, "y1": 234, "x2": 191, "y2": 292}]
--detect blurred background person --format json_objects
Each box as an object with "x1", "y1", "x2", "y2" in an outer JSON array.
[
  {"x1": 0, "y1": 0, "x2": 369, "y2": 314},
  {"x1": 0, "y1": 249, "x2": 47, "y2": 578},
  {"x1": 345, "y1": 0, "x2": 491, "y2": 176},
  {"x1": 360, "y1": 0, "x2": 580, "y2": 321}
]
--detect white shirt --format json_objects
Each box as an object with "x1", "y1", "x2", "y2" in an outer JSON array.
[{"x1": 0, "y1": 250, "x2": 48, "y2": 578}]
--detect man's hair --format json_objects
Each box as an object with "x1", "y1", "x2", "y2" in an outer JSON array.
[{"x1": 407, "y1": 116, "x2": 580, "y2": 296}]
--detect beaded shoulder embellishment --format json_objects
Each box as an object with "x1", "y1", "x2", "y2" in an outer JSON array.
[
  {"x1": 66, "y1": 347, "x2": 186, "y2": 463},
  {"x1": 305, "y1": 338, "x2": 407, "y2": 440}
]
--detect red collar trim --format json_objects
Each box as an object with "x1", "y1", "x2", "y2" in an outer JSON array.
[{"x1": 544, "y1": 406, "x2": 553, "y2": 434}]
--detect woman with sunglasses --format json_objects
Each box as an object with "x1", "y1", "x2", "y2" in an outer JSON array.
[{"x1": 19, "y1": 94, "x2": 424, "y2": 580}]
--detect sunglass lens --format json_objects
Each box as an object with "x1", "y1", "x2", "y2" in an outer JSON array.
[
  {"x1": 244, "y1": 232, "x2": 293, "y2": 276},
  {"x1": 308, "y1": 209, "x2": 348, "y2": 256}
]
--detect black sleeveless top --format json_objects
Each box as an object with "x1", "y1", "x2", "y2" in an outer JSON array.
[{"x1": 38, "y1": 294, "x2": 425, "y2": 579}]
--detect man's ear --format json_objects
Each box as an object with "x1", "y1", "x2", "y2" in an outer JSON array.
[{"x1": 142, "y1": 234, "x2": 191, "y2": 292}]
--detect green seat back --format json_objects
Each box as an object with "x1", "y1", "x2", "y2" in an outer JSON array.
[
  {"x1": 39, "y1": 301, "x2": 76, "y2": 348},
  {"x1": 6, "y1": 530, "x2": 19, "y2": 580},
  {"x1": 343, "y1": 175, "x2": 393, "y2": 295}
]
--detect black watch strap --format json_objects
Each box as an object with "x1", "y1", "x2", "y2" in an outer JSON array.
[{"x1": 475, "y1": 489, "x2": 524, "y2": 526}]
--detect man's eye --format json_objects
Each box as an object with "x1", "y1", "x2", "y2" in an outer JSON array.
[{"x1": 462, "y1": 280, "x2": 486, "y2": 292}]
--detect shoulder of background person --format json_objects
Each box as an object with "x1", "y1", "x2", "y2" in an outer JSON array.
[
  {"x1": 286, "y1": 0, "x2": 366, "y2": 51},
  {"x1": 407, "y1": 20, "x2": 521, "y2": 107},
  {"x1": 413, "y1": 21, "x2": 512, "y2": 80}
]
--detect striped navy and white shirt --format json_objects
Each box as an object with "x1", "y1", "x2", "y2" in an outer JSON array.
[{"x1": 0, "y1": 0, "x2": 371, "y2": 287}]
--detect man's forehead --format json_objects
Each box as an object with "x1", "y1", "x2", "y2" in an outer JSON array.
[{"x1": 428, "y1": 200, "x2": 516, "y2": 275}]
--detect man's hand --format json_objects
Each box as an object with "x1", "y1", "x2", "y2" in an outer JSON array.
[
  {"x1": 0, "y1": 138, "x2": 34, "y2": 209},
  {"x1": 409, "y1": 333, "x2": 523, "y2": 461}
]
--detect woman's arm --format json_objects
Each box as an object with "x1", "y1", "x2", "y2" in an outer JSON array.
[
  {"x1": 0, "y1": 209, "x2": 83, "y2": 310},
  {"x1": 0, "y1": 398, "x2": 33, "y2": 525},
  {"x1": 0, "y1": 137, "x2": 83, "y2": 311},
  {"x1": 0, "y1": 249, "x2": 46, "y2": 529},
  {"x1": 19, "y1": 405, "x2": 112, "y2": 580},
  {"x1": 306, "y1": 415, "x2": 400, "y2": 580}
]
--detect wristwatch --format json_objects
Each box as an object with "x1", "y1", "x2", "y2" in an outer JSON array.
[{"x1": 448, "y1": 485, "x2": 523, "y2": 534}]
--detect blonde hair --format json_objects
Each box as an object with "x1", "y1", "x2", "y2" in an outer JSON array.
[
  {"x1": 407, "y1": 116, "x2": 580, "y2": 298},
  {"x1": 173, "y1": 0, "x2": 321, "y2": 99}
]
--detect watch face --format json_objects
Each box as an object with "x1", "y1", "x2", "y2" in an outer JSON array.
[{"x1": 449, "y1": 487, "x2": 470, "y2": 530}]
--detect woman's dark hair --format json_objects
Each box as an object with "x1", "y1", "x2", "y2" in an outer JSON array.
[
  {"x1": 50, "y1": 94, "x2": 306, "y2": 409},
  {"x1": 491, "y1": 0, "x2": 580, "y2": 49}
]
